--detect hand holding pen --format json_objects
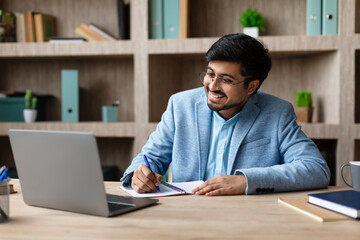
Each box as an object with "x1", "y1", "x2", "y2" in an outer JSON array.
[{"x1": 130, "y1": 155, "x2": 163, "y2": 193}]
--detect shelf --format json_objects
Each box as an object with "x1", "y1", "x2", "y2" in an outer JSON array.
[
  {"x1": 147, "y1": 36, "x2": 339, "y2": 55},
  {"x1": 0, "y1": 57, "x2": 134, "y2": 122},
  {"x1": 0, "y1": 122, "x2": 135, "y2": 137},
  {"x1": 187, "y1": 0, "x2": 307, "y2": 37},
  {"x1": 0, "y1": 41, "x2": 134, "y2": 58}
]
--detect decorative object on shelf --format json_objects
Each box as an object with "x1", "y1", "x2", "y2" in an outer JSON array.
[
  {"x1": 23, "y1": 89, "x2": 37, "y2": 123},
  {"x1": 0, "y1": 9, "x2": 16, "y2": 42},
  {"x1": 295, "y1": 91, "x2": 313, "y2": 123},
  {"x1": 239, "y1": 8, "x2": 265, "y2": 38},
  {"x1": 102, "y1": 100, "x2": 119, "y2": 122}
]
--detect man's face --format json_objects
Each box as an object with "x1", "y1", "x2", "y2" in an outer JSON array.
[{"x1": 203, "y1": 61, "x2": 257, "y2": 120}]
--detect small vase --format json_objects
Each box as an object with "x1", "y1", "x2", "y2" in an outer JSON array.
[
  {"x1": 295, "y1": 107, "x2": 313, "y2": 123},
  {"x1": 243, "y1": 27, "x2": 259, "y2": 38},
  {"x1": 23, "y1": 109, "x2": 37, "y2": 123}
]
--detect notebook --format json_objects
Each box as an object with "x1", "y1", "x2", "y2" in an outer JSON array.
[
  {"x1": 8, "y1": 129, "x2": 158, "y2": 217},
  {"x1": 278, "y1": 198, "x2": 349, "y2": 222},
  {"x1": 121, "y1": 180, "x2": 204, "y2": 197},
  {"x1": 308, "y1": 190, "x2": 360, "y2": 219}
]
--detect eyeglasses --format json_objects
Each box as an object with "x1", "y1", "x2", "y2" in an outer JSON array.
[{"x1": 199, "y1": 72, "x2": 246, "y2": 88}]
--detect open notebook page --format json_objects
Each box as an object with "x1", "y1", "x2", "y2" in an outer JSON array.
[{"x1": 120, "y1": 180, "x2": 204, "y2": 198}]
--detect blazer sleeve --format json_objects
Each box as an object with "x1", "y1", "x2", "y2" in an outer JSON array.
[
  {"x1": 237, "y1": 103, "x2": 331, "y2": 194},
  {"x1": 121, "y1": 95, "x2": 175, "y2": 185}
]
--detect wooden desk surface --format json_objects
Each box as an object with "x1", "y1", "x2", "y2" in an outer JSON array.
[{"x1": 1, "y1": 179, "x2": 359, "y2": 240}]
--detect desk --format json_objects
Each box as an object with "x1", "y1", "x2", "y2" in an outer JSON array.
[{"x1": 1, "y1": 180, "x2": 359, "y2": 240}]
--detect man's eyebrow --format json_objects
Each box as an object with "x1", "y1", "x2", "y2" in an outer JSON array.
[{"x1": 206, "y1": 66, "x2": 236, "y2": 80}]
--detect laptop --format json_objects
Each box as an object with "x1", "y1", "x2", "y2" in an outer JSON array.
[{"x1": 8, "y1": 129, "x2": 158, "y2": 217}]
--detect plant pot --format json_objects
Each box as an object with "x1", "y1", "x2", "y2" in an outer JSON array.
[
  {"x1": 243, "y1": 27, "x2": 259, "y2": 38},
  {"x1": 23, "y1": 109, "x2": 37, "y2": 123},
  {"x1": 295, "y1": 106, "x2": 313, "y2": 123}
]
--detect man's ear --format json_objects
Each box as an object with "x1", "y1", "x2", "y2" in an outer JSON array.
[{"x1": 247, "y1": 80, "x2": 260, "y2": 95}]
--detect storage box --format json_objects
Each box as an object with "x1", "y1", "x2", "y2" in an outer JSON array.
[
  {"x1": 0, "y1": 96, "x2": 47, "y2": 122},
  {"x1": 102, "y1": 106, "x2": 118, "y2": 122}
]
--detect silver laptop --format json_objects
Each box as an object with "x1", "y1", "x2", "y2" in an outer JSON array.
[{"x1": 8, "y1": 129, "x2": 158, "y2": 217}]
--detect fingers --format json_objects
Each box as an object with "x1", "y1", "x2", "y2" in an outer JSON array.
[
  {"x1": 192, "y1": 175, "x2": 246, "y2": 196},
  {"x1": 131, "y1": 164, "x2": 161, "y2": 193}
]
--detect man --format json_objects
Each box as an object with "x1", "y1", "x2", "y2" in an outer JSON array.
[{"x1": 121, "y1": 33, "x2": 330, "y2": 195}]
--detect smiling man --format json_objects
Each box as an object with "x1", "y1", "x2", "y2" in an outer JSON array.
[{"x1": 121, "y1": 33, "x2": 330, "y2": 195}]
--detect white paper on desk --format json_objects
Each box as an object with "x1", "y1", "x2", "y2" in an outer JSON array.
[{"x1": 120, "y1": 180, "x2": 204, "y2": 198}]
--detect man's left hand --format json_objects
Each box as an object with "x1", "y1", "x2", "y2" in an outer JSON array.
[{"x1": 192, "y1": 175, "x2": 247, "y2": 196}]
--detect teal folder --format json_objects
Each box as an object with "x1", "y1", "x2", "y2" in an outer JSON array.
[
  {"x1": 163, "y1": 0, "x2": 179, "y2": 39},
  {"x1": 61, "y1": 70, "x2": 79, "y2": 122},
  {"x1": 307, "y1": 0, "x2": 322, "y2": 35},
  {"x1": 149, "y1": 0, "x2": 163, "y2": 39},
  {"x1": 322, "y1": 0, "x2": 338, "y2": 35}
]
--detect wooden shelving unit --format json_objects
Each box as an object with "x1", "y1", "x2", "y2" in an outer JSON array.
[{"x1": 0, "y1": 0, "x2": 358, "y2": 184}]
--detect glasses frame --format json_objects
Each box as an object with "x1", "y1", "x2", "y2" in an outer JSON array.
[{"x1": 199, "y1": 72, "x2": 248, "y2": 87}]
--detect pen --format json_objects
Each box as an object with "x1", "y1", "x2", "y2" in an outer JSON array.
[
  {"x1": 0, "y1": 167, "x2": 8, "y2": 182},
  {"x1": 143, "y1": 154, "x2": 160, "y2": 192}
]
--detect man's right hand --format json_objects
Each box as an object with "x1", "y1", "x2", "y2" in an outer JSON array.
[{"x1": 131, "y1": 164, "x2": 163, "y2": 193}]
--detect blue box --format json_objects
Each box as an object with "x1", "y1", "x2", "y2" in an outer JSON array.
[
  {"x1": 0, "y1": 96, "x2": 47, "y2": 122},
  {"x1": 102, "y1": 106, "x2": 118, "y2": 122},
  {"x1": 0, "y1": 97, "x2": 24, "y2": 121}
]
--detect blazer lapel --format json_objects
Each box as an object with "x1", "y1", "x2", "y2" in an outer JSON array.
[
  {"x1": 195, "y1": 91, "x2": 211, "y2": 180},
  {"x1": 227, "y1": 95, "x2": 260, "y2": 174}
]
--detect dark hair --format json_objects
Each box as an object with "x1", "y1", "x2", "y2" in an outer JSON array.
[{"x1": 205, "y1": 33, "x2": 272, "y2": 94}]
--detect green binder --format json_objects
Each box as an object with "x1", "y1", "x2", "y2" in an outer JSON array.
[
  {"x1": 61, "y1": 70, "x2": 79, "y2": 122},
  {"x1": 306, "y1": 0, "x2": 322, "y2": 35},
  {"x1": 149, "y1": 0, "x2": 163, "y2": 39},
  {"x1": 163, "y1": 0, "x2": 179, "y2": 39},
  {"x1": 322, "y1": 0, "x2": 338, "y2": 35}
]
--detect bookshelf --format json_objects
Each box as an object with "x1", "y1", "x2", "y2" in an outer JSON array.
[{"x1": 0, "y1": 0, "x2": 358, "y2": 185}]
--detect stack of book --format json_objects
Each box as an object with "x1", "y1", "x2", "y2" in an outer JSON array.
[
  {"x1": 74, "y1": 24, "x2": 117, "y2": 42},
  {"x1": 149, "y1": 0, "x2": 189, "y2": 39},
  {"x1": 13, "y1": 11, "x2": 56, "y2": 42}
]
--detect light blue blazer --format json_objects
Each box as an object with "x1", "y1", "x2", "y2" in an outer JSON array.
[{"x1": 122, "y1": 87, "x2": 330, "y2": 194}]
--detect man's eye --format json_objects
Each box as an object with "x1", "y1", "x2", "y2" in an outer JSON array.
[
  {"x1": 206, "y1": 72, "x2": 215, "y2": 78},
  {"x1": 220, "y1": 77, "x2": 233, "y2": 84}
]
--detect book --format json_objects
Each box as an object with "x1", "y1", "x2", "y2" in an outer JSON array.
[
  {"x1": 117, "y1": 0, "x2": 130, "y2": 39},
  {"x1": 25, "y1": 11, "x2": 38, "y2": 42},
  {"x1": 75, "y1": 24, "x2": 108, "y2": 42},
  {"x1": 179, "y1": 0, "x2": 189, "y2": 39},
  {"x1": 89, "y1": 24, "x2": 117, "y2": 41},
  {"x1": 15, "y1": 12, "x2": 23, "y2": 42},
  {"x1": 149, "y1": 0, "x2": 163, "y2": 39},
  {"x1": 0, "y1": 9, "x2": 16, "y2": 42},
  {"x1": 163, "y1": 0, "x2": 180, "y2": 39},
  {"x1": 121, "y1": 180, "x2": 204, "y2": 198},
  {"x1": 308, "y1": 190, "x2": 360, "y2": 219},
  {"x1": 278, "y1": 198, "x2": 349, "y2": 222},
  {"x1": 34, "y1": 13, "x2": 56, "y2": 42}
]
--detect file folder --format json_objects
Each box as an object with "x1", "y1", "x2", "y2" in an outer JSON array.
[
  {"x1": 149, "y1": 0, "x2": 163, "y2": 39},
  {"x1": 322, "y1": 0, "x2": 338, "y2": 35},
  {"x1": 163, "y1": 0, "x2": 179, "y2": 39},
  {"x1": 61, "y1": 70, "x2": 79, "y2": 122},
  {"x1": 307, "y1": 0, "x2": 322, "y2": 35}
]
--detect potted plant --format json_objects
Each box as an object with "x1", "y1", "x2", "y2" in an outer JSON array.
[
  {"x1": 239, "y1": 8, "x2": 265, "y2": 38},
  {"x1": 23, "y1": 89, "x2": 38, "y2": 123},
  {"x1": 295, "y1": 91, "x2": 313, "y2": 123}
]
